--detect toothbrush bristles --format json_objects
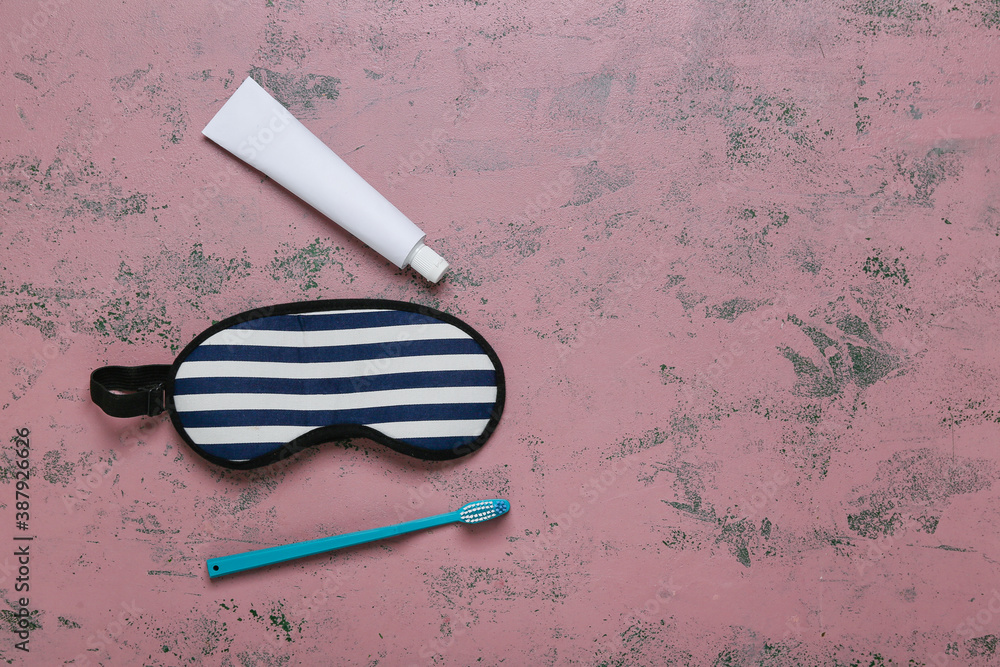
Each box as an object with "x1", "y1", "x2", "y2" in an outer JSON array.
[{"x1": 459, "y1": 499, "x2": 510, "y2": 523}]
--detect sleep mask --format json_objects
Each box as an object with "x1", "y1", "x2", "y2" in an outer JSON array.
[{"x1": 90, "y1": 300, "x2": 505, "y2": 469}]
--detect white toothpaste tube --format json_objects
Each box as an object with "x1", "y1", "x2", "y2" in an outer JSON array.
[{"x1": 202, "y1": 77, "x2": 449, "y2": 282}]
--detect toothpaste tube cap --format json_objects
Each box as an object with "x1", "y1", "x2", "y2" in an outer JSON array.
[{"x1": 408, "y1": 243, "x2": 450, "y2": 283}]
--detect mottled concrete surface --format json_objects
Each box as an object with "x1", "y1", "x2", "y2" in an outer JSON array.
[{"x1": 2, "y1": 0, "x2": 1000, "y2": 665}]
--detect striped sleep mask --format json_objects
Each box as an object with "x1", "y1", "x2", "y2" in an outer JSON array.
[{"x1": 90, "y1": 300, "x2": 505, "y2": 469}]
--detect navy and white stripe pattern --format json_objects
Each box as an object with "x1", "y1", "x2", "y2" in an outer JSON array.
[{"x1": 171, "y1": 306, "x2": 501, "y2": 464}]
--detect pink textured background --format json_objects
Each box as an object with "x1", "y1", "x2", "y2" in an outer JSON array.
[{"x1": 3, "y1": 0, "x2": 1000, "y2": 664}]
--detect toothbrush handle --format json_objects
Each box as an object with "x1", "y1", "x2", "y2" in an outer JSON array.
[{"x1": 207, "y1": 511, "x2": 460, "y2": 578}]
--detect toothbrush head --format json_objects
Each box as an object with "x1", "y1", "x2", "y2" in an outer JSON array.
[{"x1": 458, "y1": 499, "x2": 510, "y2": 524}]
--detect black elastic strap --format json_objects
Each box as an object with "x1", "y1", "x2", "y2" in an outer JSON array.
[{"x1": 90, "y1": 365, "x2": 171, "y2": 418}]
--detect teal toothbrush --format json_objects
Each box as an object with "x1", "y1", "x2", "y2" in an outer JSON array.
[{"x1": 207, "y1": 499, "x2": 510, "y2": 578}]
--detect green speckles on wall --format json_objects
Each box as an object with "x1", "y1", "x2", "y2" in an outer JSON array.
[
  {"x1": 661, "y1": 274, "x2": 686, "y2": 292},
  {"x1": 715, "y1": 513, "x2": 777, "y2": 567},
  {"x1": 148, "y1": 613, "x2": 236, "y2": 661},
  {"x1": 13, "y1": 71, "x2": 35, "y2": 87},
  {"x1": 658, "y1": 458, "x2": 782, "y2": 568},
  {"x1": 109, "y1": 66, "x2": 190, "y2": 147},
  {"x1": 592, "y1": 619, "x2": 694, "y2": 666},
  {"x1": 847, "y1": 499, "x2": 904, "y2": 538},
  {"x1": 549, "y1": 71, "x2": 615, "y2": 124},
  {"x1": 675, "y1": 287, "x2": 706, "y2": 312},
  {"x1": 662, "y1": 528, "x2": 692, "y2": 549},
  {"x1": 0, "y1": 155, "x2": 41, "y2": 202},
  {"x1": 862, "y1": 252, "x2": 910, "y2": 286},
  {"x1": 715, "y1": 205, "x2": 793, "y2": 274},
  {"x1": 778, "y1": 345, "x2": 842, "y2": 397},
  {"x1": 970, "y1": 0, "x2": 1000, "y2": 28},
  {"x1": 582, "y1": 209, "x2": 639, "y2": 241},
  {"x1": 42, "y1": 448, "x2": 75, "y2": 486},
  {"x1": 891, "y1": 148, "x2": 962, "y2": 207},
  {"x1": 793, "y1": 403, "x2": 823, "y2": 424},
  {"x1": 426, "y1": 565, "x2": 523, "y2": 608},
  {"x1": 663, "y1": 462, "x2": 716, "y2": 523},
  {"x1": 846, "y1": 343, "x2": 898, "y2": 388},
  {"x1": 0, "y1": 281, "x2": 67, "y2": 336},
  {"x1": 748, "y1": 95, "x2": 806, "y2": 128},
  {"x1": 854, "y1": 78, "x2": 923, "y2": 138},
  {"x1": 91, "y1": 244, "x2": 252, "y2": 350},
  {"x1": 110, "y1": 64, "x2": 155, "y2": 97},
  {"x1": 717, "y1": 91, "x2": 825, "y2": 167},
  {"x1": 659, "y1": 365, "x2": 683, "y2": 384},
  {"x1": 835, "y1": 313, "x2": 879, "y2": 344},
  {"x1": 565, "y1": 161, "x2": 635, "y2": 208},
  {"x1": 0, "y1": 153, "x2": 153, "y2": 222},
  {"x1": 269, "y1": 237, "x2": 354, "y2": 290},
  {"x1": 848, "y1": 448, "x2": 995, "y2": 538},
  {"x1": 502, "y1": 217, "x2": 545, "y2": 258},
  {"x1": 94, "y1": 296, "x2": 175, "y2": 350},
  {"x1": 607, "y1": 427, "x2": 671, "y2": 459},
  {"x1": 72, "y1": 192, "x2": 148, "y2": 221},
  {"x1": 267, "y1": 607, "x2": 301, "y2": 643},
  {"x1": 968, "y1": 635, "x2": 999, "y2": 657},
  {"x1": 0, "y1": 608, "x2": 41, "y2": 634},
  {"x1": 705, "y1": 297, "x2": 767, "y2": 322},
  {"x1": 844, "y1": 0, "x2": 935, "y2": 36},
  {"x1": 814, "y1": 527, "x2": 856, "y2": 556},
  {"x1": 855, "y1": 96, "x2": 872, "y2": 135},
  {"x1": 442, "y1": 266, "x2": 482, "y2": 290},
  {"x1": 248, "y1": 67, "x2": 340, "y2": 111},
  {"x1": 597, "y1": 621, "x2": 931, "y2": 666},
  {"x1": 726, "y1": 126, "x2": 765, "y2": 166},
  {"x1": 780, "y1": 302, "x2": 902, "y2": 397},
  {"x1": 940, "y1": 398, "x2": 1000, "y2": 428},
  {"x1": 160, "y1": 244, "x2": 252, "y2": 298},
  {"x1": 443, "y1": 463, "x2": 511, "y2": 499}
]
